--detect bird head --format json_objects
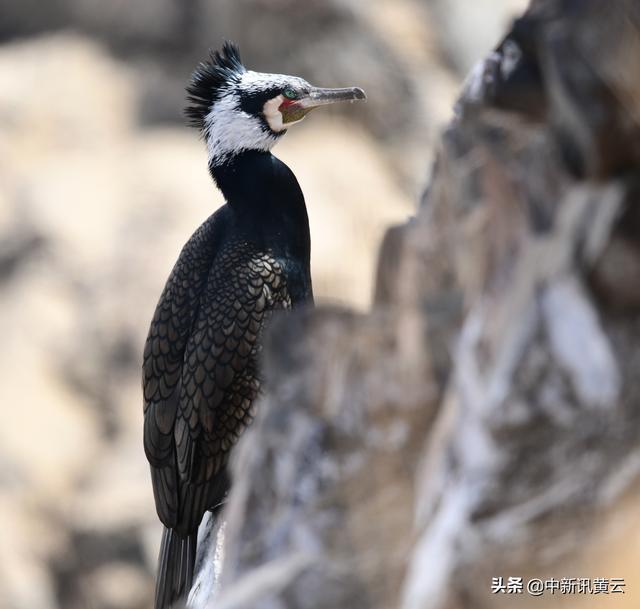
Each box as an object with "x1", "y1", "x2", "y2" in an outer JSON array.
[{"x1": 185, "y1": 42, "x2": 366, "y2": 166}]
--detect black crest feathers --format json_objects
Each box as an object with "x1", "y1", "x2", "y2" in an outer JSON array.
[{"x1": 185, "y1": 42, "x2": 246, "y2": 131}]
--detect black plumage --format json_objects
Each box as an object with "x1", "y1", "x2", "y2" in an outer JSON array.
[
  {"x1": 184, "y1": 42, "x2": 245, "y2": 131},
  {"x1": 143, "y1": 154, "x2": 311, "y2": 608},
  {"x1": 143, "y1": 43, "x2": 364, "y2": 609}
]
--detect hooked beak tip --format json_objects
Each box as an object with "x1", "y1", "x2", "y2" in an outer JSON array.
[{"x1": 353, "y1": 87, "x2": 367, "y2": 101}]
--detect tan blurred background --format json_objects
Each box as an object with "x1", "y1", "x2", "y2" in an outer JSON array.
[{"x1": 0, "y1": 1, "x2": 527, "y2": 608}]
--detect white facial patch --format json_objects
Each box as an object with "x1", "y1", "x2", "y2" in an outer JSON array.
[{"x1": 263, "y1": 95, "x2": 286, "y2": 132}]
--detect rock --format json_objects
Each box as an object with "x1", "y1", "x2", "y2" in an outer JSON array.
[
  {"x1": 391, "y1": 4, "x2": 640, "y2": 603},
  {"x1": 214, "y1": 307, "x2": 436, "y2": 609}
]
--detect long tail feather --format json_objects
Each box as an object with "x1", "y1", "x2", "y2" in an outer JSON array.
[{"x1": 155, "y1": 527, "x2": 197, "y2": 609}]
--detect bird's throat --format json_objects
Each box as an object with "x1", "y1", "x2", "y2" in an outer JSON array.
[{"x1": 209, "y1": 150, "x2": 275, "y2": 205}]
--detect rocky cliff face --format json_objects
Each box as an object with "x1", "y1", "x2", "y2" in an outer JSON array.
[{"x1": 193, "y1": 2, "x2": 640, "y2": 608}]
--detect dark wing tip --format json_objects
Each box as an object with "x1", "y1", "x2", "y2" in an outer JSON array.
[{"x1": 184, "y1": 40, "x2": 246, "y2": 131}]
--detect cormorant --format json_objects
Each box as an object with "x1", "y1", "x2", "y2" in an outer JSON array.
[{"x1": 142, "y1": 42, "x2": 366, "y2": 609}]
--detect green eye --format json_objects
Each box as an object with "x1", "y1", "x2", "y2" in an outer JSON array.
[{"x1": 283, "y1": 87, "x2": 297, "y2": 100}]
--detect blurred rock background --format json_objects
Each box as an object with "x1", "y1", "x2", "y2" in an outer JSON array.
[{"x1": 0, "y1": 2, "x2": 529, "y2": 609}]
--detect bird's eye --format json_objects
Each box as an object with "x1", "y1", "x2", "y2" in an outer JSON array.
[{"x1": 283, "y1": 88, "x2": 297, "y2": 100}]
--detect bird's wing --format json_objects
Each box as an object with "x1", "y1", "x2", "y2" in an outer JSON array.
[
  {"x1": 143, "y1": 212, "x2": 221, "y2": 529},
  {"x1": 174, "y1": 244, "x2": 291, "y2": 533}
]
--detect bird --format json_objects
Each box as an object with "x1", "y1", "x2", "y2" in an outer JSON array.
[{"x1": 142, "y1": 42, "x2": 366, "y2": 609}]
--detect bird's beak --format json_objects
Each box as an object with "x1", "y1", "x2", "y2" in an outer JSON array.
[
  {"x1": 298, "y1": 86, "x2": 367, "y2": 109},
  {"x1": 280, "y1": 86, "x2": 366, "y2": 125}
]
